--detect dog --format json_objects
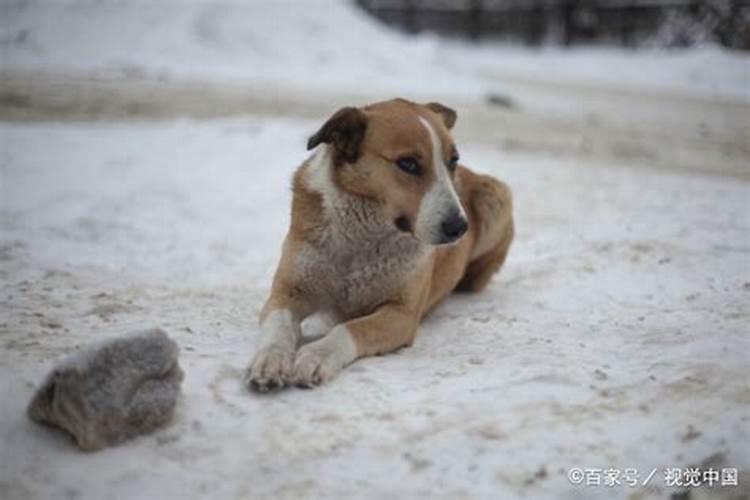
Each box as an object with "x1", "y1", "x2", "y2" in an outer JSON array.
[{"x1": 245, "y1": 98, "x2": 514, "y2": 391}]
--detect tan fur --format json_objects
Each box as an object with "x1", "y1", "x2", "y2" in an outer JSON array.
[
  {"x1": 245, "y1": 98, "x2": 514, "y2": 391},
  {"x1": 455, "y1": 171, "x2": 515, "y2": 292}
]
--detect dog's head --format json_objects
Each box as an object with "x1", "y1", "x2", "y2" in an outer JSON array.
[{"x1": 307, "y1": 98, "x2": 468, "y2": 245}]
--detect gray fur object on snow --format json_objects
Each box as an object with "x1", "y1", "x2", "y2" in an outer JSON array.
[{"x1": 27, "y1": 328, "x2": 183, "y2": 451}]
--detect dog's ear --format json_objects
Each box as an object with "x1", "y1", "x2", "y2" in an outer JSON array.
[
  {"x1": 307, "y1": 107, "x2": 368, "y2": 164},
  {"x1": 425, "y1": 102, "x2": 457, "y2": 129}
]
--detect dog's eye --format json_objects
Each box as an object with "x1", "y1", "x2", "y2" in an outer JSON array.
[
  {"x1": 396, "y1": 157, "x2": 421, "y2": 176},
  {"x1": 448, "y1": 153, "x2": 459, "y2": 172}
]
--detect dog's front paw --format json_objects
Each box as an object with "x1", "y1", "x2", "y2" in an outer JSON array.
[
  {"x1": 292, "y1": 328, "x2": 356, "y2": 388},
  {"x1": 292, "y1": 347, "x2": 341, "y2": 388},
  {"x1": 244, "y1": 346, "x2": 294, "y2": 392}
]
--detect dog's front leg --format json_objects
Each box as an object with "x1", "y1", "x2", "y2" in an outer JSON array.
[
  {"x1": 245, "y1": 297, "x2": 306, "y2": 392},
  {"x1": 293, "y1": 303, "x2": 420, "y2": 387}
]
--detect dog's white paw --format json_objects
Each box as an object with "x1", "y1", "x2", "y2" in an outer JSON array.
[
  {"x1": 292, "y1": 346, "x2": 341, "y2": 387},
  {"x1": 292, "y1": 327, "x2": 357, "y2": 388},
  {"x1": 245, "y1": 346, "x2": 294, "y2": 392}
]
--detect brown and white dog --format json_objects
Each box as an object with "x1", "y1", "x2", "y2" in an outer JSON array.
[{"x1": 245, "y1": 98, "x2": 514, "y2": 391}]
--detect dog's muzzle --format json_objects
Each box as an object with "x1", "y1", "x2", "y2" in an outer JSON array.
[{"x1": 437, "y1": 211, "x2": 468, "y2": 244}]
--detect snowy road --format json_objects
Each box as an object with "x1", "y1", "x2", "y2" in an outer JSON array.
[
  {"x1": 1, "y1": 108, "x2": 748, "y2": 499},
  {"x1": 2, "y1": 68, "x2": 748, "y2": 179}
]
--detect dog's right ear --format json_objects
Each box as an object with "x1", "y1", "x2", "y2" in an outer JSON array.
[{"x1": 307, "y1": 107, "x2": 368, "y2": 164}]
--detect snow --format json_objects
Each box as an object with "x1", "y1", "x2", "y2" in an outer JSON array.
[
  {"x1": 444, "y1": 43, "x2": 750, "y2": 100},
  {"x1": 2, "y1": 0, "x2": 748, "y2": 99},
  {"x1": 2, "y1": 116, "x2": 749, "y2": 499},
  {"x1": 0, "y1": 0, "x2": 478, "y2": 96},
  {"x1": 1, "y1": 1, "x2": 749, "y2": 499}
]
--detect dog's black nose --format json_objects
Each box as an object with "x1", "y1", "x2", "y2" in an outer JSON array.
[{"x1": 440, "y1": 213, "x2": 468, "y2": 243}]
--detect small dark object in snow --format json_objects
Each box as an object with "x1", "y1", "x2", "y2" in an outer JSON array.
[
  {"x1": 27, "y1": 328, "x2": 183, "y2": 451},
  {"x1": 523, "y1": 465, "x2": 548, "y2": 485},
  {"x1": 681, "y1": 424, "x2": 702, "y2": 443},
  {"x1": 485, "y1": 93, "x2": 516, "y2": 109},
  {"x1": 593, "y1": 368, "x2": 608, "y2": 380}
]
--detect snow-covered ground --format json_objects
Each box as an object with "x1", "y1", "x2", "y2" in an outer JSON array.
[
  {"x1": 1, "y1": 1, "x2": 749, "y2": 500},
  {"x1": 2, "y1": 116, "x2": 748, "y2": 500}
]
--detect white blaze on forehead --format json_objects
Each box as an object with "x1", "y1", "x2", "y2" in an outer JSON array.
[
  {"x1": 417, "y1": 117, "x2": 464, "y2": 208},
  {"x1": 415, "y1": 116, "x2": 466, "y2": 243}
]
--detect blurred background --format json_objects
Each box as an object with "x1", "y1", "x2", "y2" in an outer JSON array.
[
  {"x1": 1, "y1": 2, "x2": 748, "y2": 500},
  {"x1": 358, "y1": 0, "x2": 750, "y2": 49}
]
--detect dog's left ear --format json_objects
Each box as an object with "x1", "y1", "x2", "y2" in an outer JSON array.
[
  {"x1": 307, "y1": 106, "x2": 368, "y2": 164},
  {"x1": 425, "y1": 102, "x2": 457, "y2": 129}
]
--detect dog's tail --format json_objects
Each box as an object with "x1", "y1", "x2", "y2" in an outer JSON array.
[{"x1": 456, "y1": 170, "x2": 514, "y2": 292}]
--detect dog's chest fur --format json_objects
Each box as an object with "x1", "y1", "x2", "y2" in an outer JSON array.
[
  {"x1": 294, "y1": 152, "x2": 428, "y2": 319},
  {"x1": 296, "y1": 220, "x2": 425, "y2": 318}
]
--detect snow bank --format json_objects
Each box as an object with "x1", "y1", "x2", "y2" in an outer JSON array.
[{"x1": 0, "y1": 0, "x2": 478, "y2": 96}]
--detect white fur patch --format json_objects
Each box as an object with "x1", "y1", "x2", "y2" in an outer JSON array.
[
  {"x1": 257, "y1": 309, "x2": 299, "y2": 351},
  {"x1": 312, "y1": 324, "x2": 357, "y2": 366},
  {"x1": 327, "y1": 324, "x2": 358, "y2": 364},
  {"x1": 305, "y1": 146, "x2": 338, "y2": 211},
  {"x1": 292, "y1": 324, "x2": 358, "y2": 385},
  {"x1": 416, "y1": 117, "x2": 466, "y2": 244}
]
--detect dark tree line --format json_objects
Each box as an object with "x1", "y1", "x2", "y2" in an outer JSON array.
[{"x1": 356, "y1": 0, "x2": 750, "y2": 50}]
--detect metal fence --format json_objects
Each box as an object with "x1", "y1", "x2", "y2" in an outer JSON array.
[{"x1": 355, "y1": 0, "x2": 750, "y2": 49}]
